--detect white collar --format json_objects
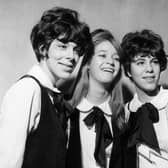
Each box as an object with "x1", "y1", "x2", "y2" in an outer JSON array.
[
  {"x1": 129, "y1": 87, "x2": 168, "y2": 112},
  {"x1": 77, "y1": 97, "x2": 112, "y2": 116},
  {"x1": 27, "y1": 64, "x2": 61, "y2": 93}
]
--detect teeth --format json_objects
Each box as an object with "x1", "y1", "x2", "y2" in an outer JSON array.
[{"x1": 103, "y1": 69, "x2": 114, "y2": 72}]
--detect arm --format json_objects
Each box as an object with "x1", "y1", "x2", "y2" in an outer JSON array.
[{"x1": 0, "y1": 78, "x2": 41, "y2": 168}]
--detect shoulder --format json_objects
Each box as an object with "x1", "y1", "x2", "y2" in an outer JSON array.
[
  {"x1": 161, "y1": 88, "x2": 168, "y2": 108},
  {"x1": 161, "y1": 88, "x2": 168, "y2": 100},
  {"x1": 152, "y1": 87, "x2": 168, "y2": 110},
  {"x1": 1, "y1": 76, "x2": 41, "y2": 110},
  {"x1": 7, "y1": 77, "x2": 41, "y2": 97},
  {"x1": 161, "y1": 88, "x2": 168, "y2": 106},
  {"x1": 0, "y1": 76, "x2": 42, "y2": 132}
]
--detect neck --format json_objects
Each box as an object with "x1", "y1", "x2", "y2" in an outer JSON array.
[
  {"x1": 39, "y1": 60, "x2": 59, "y2": 86},
  {"x1": 135, "y1": 86, "x2": 160, "y2": 103},
  {"x1": 86, "y1": 78, "x2": 110, "y2": 105}
]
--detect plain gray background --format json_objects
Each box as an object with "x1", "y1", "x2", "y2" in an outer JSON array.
[{"x1": 1, "y1": 0, "x2": 168, "y2": 103}]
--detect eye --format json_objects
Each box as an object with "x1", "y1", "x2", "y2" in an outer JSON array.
[
  {"x1": 112, "y1": 55, "x2": 120, "y2": 61},
  {"x1": 58, "y1": 44, "x2": 67, "y2": 49},
  {"x1": 98, "y1": 54, "x2": 106, "y2": 58},
  {"x1": 152, "y1": 59, "x2": 159, "y2": 64},
  {"x1": 136, "y1": 61, "x2": 145, "y2": 65}
]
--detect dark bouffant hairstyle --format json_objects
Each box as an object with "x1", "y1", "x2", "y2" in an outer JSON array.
[
  {"x1": 30, "y1": 6, "x2": 93, "y2": 62},
  {"x1": 121, "y1": 29, "x2": 167, "y2": 77}
]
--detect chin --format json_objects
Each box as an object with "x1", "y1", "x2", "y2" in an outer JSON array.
[
  {"x1": 59, "y1": 73, "x2": 72, "y2": 79},
  {"x1": 144, "y1": 86, "x2": 159, "y2": 95},
  {"x1": 102, "y1": 77, "x2": 115, "y2": 83}
]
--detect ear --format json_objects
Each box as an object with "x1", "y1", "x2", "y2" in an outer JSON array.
[
  {"x1": 39, "y1": 44, "x2": 47, "y2": 58},
  {"x1": 126, "y1": 71, "x2": 132, "y2": 78}
]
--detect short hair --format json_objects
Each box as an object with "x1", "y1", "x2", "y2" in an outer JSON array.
[
  {"x1": 30, "y1": 6, "x2": 93, "y2": 62},
  {"x1": 121, "y1": 29, "x2": 167, "y2": 77}
]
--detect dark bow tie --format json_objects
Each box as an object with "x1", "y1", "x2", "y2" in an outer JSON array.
[
  {"x1": 83, "y1": 106, "x2": 113, "y2": 167},
  {"x1": 52, "y1": 92, "x2": 64, "y2": 110},
  {"x1": 138, "y1": 102, "x2": 159, "y2": 123},
  {"x1": 46, "y1": 88, "x2": 73, "y2": 130},
  {"x1": 128, "y1": 102, "x2": 160, "y2": 152}
]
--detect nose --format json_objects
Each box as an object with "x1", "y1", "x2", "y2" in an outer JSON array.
[
  {"x1": 67, "y1": 46, "x2": 74, "y2": 59},
  {"x1": 146, "y1": 62, "x2": 153, "y2": 72},
  {"x1": 106, "y1": 56, "x2": 115, "y2": 65}
]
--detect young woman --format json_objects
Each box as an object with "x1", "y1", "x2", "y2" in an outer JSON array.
[
  {"x1": 67, "y1": 29, "x2": 126, "y2": 168},
  {"x1": 121, "y1": 29, "x2": 168, "y2": 168},
  {"x1": 0, "y1": 7, "x2": 93, "y2": 168}
]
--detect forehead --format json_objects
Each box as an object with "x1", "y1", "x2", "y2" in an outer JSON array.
[
  {"x1": 56, "y1": 33, "x2": 77, "y2": 44},
  {"x1": 95, "y1": 40, "x2": 117, "y2": 53},
  {"x1": 52, "y1": 38, "x2": 77, "y2": 47},
  {"x1": 133, "y1": 53, "x2": 157, "y2": 61}
]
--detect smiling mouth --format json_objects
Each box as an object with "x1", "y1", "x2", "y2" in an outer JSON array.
[
  {"x1": 61, "y1": 63, "x2": 74, "y2": 72},
  {"x1": 143, "y1": 76, "x2": 155, "y2": 82},
  {"x1": 102, "y1": 68, "x2": 115, "y2": 73}
]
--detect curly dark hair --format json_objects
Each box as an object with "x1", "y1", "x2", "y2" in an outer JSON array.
[
  {"x1": 121, "y1": 29, "x2": 167, "y2": 77},
  {"x1": 30, "y1": 6, "x2": 93, "y2": 62}
]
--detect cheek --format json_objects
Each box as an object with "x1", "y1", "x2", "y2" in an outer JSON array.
[
  {"x1": 47, "y1": 58, "x2": 57, "y2": 69},
  {"x1": 74, "y1": 54, "x2": 80, "y2": 63},
  {"x1": 115, "y1": 62, "x2": 120, "y2": 72},
  {"x1": 89, "y1": 60, "x2": 99, "y2": 74},
  {"x1": 48, "y1": 49, "x2": 62, "y2": 60},
  {"x1": 155, "y1": 66, "x2": 161, "y2": 74},
  {"x1": 89, "y1": 61, "x2": 100, "y2": 78},
  {"x1": 130, "y1": 65, "x2": 142, "y2": 76},
  {"x1": 89, "y1": 66, "x2": 97, "y2": 76}
]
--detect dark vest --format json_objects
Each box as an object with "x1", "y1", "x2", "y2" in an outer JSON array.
[
  {"x1": 21, "y1": 75, "x2": 69, "y2": 168},
  {"x1": 66, "y1": 108, "x2": 126, "y2": 168}
]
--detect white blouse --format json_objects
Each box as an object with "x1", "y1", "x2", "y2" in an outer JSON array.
[{"x1": 77, "y1": 97, "x2": 113, "y2": 168}]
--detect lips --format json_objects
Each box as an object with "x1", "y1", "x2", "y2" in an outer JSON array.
[
  {"x1": 62, "y1": 63, "x2": 75, "y2": 72},
  {"x1": 59, "y1": 61, "x2": 74, "y2": 67},
  {"x1": 102, "y1": 67, "x2": 115, "y2": 73},
  {"x1": 143, "y1": 76, "x2": 155, "y2": 82}
]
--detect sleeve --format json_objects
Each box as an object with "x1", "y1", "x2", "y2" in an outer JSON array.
[{"x1": 0, "y1": 78, "x2": 41, "y2": 168}]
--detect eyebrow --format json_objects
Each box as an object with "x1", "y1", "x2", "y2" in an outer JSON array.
[
  {"x1": 96, "y1": 49, "x2": 107, "y2": 52},
  {"x1": 134, "y1": 57, "x2": 146, "y2": 60},
  {"x1": 132, "y1": 57, "x2": 145, "y2": 62},
  {"x1": 96, "y1": 49, "x2": 118, "y2": 54}
]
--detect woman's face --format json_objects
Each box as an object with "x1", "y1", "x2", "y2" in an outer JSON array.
[
  {"x1": 129, "y1": 54, "x2": 161, "y2": 94},
  {"x1": 89, "y1": 40, "x2": 120, "y2": 87},
  {"x1": 45, "y1": 39, "x2": 79, "y2": 81}
]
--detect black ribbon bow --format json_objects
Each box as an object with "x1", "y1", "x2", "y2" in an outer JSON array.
[
  {"x1": 128, "y1": 102, "x2": 160, "y2": 152},
  {"x1": 83, "y1": 106, "x2": 113, "y2": 167}
]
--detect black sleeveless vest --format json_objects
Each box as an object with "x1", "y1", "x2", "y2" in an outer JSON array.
[{"x1": 21, "y1": 75, "x2": 69, "y2": 168}]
